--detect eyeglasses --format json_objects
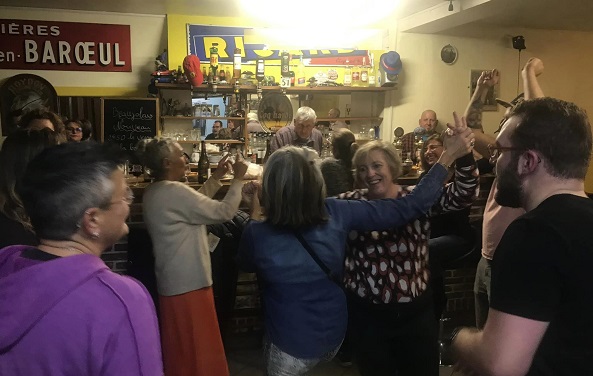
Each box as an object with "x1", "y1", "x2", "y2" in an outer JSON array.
[
  {"x1": 109, "y1": 186, "x2": 135, "y2": 206},
  {"x1": 68, "y1": 127, "x2": 82, "y2": 133},
  {"x1": 487, "y1": 144, "x2": 523, "y2": 160}
]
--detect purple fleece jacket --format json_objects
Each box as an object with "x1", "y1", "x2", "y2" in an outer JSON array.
[{"x1": 0, "y1": 245, "x2": 163, "y2": 375}]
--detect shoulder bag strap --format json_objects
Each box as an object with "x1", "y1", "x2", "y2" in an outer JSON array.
[{"x1": 294, "y1": 231, "x2": 341, "y2": 285}]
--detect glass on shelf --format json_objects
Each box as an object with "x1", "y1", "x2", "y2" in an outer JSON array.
[{"x1": 190, "y1": 129, "x2": 201, "y2": 141}]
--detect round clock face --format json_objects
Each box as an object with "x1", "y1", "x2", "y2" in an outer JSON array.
[{"x1": 441, "y1": 44, "x2": 458, "y2": 65}]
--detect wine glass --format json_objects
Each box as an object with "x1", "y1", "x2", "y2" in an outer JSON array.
[{"x1": 130, "y1": 164, "x2": 143, "y2": 186}]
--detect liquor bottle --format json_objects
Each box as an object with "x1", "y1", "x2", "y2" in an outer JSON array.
[
  {"x1": 352, "y1": 60, "x2": 361, "y2": 87},
  {"x1": 197, "y1": 140, "x2": 209, "y2": 184},
  {"x1": 262, "y1": 138, "x2": 272, "y2": 164},
  {"x1": 280, "y1": 50, "x2": 290, "y2": 77},
  {"x1": 256, "y1": 59, "x2": 265, "y2": 83},
  {"x1": 175, "y1": 65, "x2": 183, "y2": 83},
  {"x1": 202, "y1": 66, "x2": 208, "y2": 82},
  {"x1": 343, "y1": 59, "x2": 352, "y2": 87},
  {"x1": 296, "y1": 55, "x2": 306, "y2": 86},
  {"x1": 233, "y1": 48, "x2": 242, "y2": 82},
  {"x1": 209, "y1": 43, "x2": 219, "y2": 80},
  {"x1": 368, "y1": 53, "x2": 376, "y2": 87},
  {"x1": 219, "y1": 68, "x2": 226, "y2": 82},
  {"x1": 360, "y1": 57, "x2": 369, "y2": 87}
]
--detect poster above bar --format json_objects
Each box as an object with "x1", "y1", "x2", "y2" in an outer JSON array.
[
  {"x1": 0, "y1": 19, "x2": 132, "y2": 72},
  {"x1": 187, "y1": 24, "x2": 371, "y2": 66}
]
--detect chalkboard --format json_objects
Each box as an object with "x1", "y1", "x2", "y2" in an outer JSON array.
[{"x1": 101, "y1": 97, "x2": 159, "y2": 156}]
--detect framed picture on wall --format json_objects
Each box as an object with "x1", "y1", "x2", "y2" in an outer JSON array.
[{"x1": 470, "y1": 69, "x2": 499, "y2": 111}]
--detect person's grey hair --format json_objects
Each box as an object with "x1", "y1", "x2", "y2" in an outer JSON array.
[
  {"x1": 294, "y1": 106, "x2": 317, "y2": 124},
  {"x1": 136, "y1": 138, "x2": 177, "y2": 179},
  {"x1": 261, "y1": 146, "x2": 328, "y2": 228},
  {"x1": 18, "y1": 142, "x2": 122, "y2": 240},
  {"x1": 352, "y1": 140, "x2": 402, "y2": 188}
]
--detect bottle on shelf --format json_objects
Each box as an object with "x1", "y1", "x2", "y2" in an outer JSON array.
[
  {"x1": 280, "y1": 50, "x2": 290, "y2": 78},
  {"x1": 233, "y1": 48, "x2": 242, "y2": 83},
  {"x1": 262, "y1": 138, "x2": 272, "y2": 165},
  {"x1": 296, "y1": 55, "x2": 306, "y2": 87},
  {"x1": 368, "y1": 53, "x2": 376, "y2": 87},
  {"x1": 191, "y1": 143, "x2": 200, "y2": 163},
  {"x1": 343, "y1": 59, "x2": 352, "y2": 87},
  {"x1": 197, "y1": 140, "x2": 209, "y2": 183},
  {"x1": 219, "y1": 68, "x2": 226, "y2": 83},
  {"x1": 352, "y1": 60, "x2": 361, "y2": 87},
  {"x1": 209, "y1": 43, "x2": 219, "y2": 81},
  {"x1": 360, "y1": 57, "x2": 369, "y2": 87},
  {"x1": 225, "y1": 67, "x2": 231, "y2": 82},
  {"x1": 256, "y1": 59, "x2": 265, "y2": 83},
  {"x1": 175, "y1": 65, "x2": 184, "y2": 83}
]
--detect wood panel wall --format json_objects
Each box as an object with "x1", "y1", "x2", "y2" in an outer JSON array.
[{"x1": 56, "y1": 96, "x2": 102, "y2": 141}]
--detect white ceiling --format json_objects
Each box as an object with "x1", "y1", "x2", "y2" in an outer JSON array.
[{"x1": 1, "y1": 0, "x2": 593, "y2": 34}]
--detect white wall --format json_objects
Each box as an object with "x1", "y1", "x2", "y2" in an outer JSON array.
[
  {"x1": 383, "y1": 26, "x2": 593, "y2": 190},
  {"x1": 384, "y1": 28, "x2": 593, "y2": 137}
]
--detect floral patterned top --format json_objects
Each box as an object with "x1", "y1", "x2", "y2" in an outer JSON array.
[{"x1": 338, "y1": 154, "x2": 479, "y2": 304}]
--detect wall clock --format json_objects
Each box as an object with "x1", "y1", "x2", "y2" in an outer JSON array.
[{"x1": 441, "y1": 44, "x2": 458, "y2": 65}]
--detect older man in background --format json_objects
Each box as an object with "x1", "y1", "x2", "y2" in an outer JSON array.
[
  {"x1": 270, "y1": 106, "x2": 323, "y2": 155},
  {"x1": 401, "y1": 109, "x2": 438, "y2": 163}
]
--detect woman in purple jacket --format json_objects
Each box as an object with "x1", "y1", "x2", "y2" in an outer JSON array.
[{"x1": 0, "y1": 142, "x2": 163, "y2": 376}]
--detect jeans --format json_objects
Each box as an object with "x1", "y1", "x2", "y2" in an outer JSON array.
[
  {"x1": 473, "y1": 256, "x2": 492, "y2": 329},
  {"x1": 263, "y1": 337, "x2": 341, "y2": 376}
]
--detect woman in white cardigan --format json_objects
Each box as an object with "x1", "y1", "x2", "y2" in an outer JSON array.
[{"x1": 137, "y1": 138, "x2": 248, "y2": 376}]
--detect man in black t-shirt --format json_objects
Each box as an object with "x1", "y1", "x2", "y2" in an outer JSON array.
[{"x1": 451, "y1": 97, "x2": 593, "y2": 375}]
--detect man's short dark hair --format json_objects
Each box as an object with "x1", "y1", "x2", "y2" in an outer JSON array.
[{"x1": 509, "y1": 97, "x2": 592, "y2": 179}]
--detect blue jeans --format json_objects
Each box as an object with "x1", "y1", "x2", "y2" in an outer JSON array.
[{"x1": 263, "y1": 336, "x2": 341, "y2": 376}]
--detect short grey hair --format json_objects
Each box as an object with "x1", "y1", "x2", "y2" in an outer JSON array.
[
  {"x1": 261, "y1": 146, "x2": 328, "y2": 228},
  {"x1": 18, "y1": 142, "x2": 121, "y2": 240},
  {"x1": 295, "y1": 106, "x2": 317, "y2": 124},
  {"x1": 136, "y1": 138, "x2": 177, "y2": 179}
]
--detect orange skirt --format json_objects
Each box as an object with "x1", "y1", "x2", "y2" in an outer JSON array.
[{"x1": 159, "y1": 287, "x2": 229, "y2": 376}]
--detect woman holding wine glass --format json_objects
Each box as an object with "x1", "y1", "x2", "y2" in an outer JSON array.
[{"x1": 136, "y1": 137, "x2": 249, "y2": 376}]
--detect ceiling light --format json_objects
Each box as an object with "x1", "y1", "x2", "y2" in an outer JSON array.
[{"x1": 240, "y1": 0, "x2": 401, "y2": 28}]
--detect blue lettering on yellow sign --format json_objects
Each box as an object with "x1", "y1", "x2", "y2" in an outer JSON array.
[{"x1": 187, "y1": 24, "x2": 363, "y2": 63}]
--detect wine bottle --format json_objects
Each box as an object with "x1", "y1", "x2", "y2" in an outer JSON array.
[
  {"x1": 263, "y1": 138, "x2": 272, "y2": 164},
  {"x1": 209, "y1": 43, "x2": 219, "y2": 80},
  {"x1": 281, "y1": 50, "x2": 290, "y2": 77},
  {"x1": 197, "y1": 140, "x2": 209, "y2": 183}
]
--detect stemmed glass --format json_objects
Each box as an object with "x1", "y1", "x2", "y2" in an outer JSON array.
[{"x1": 130, "y1": 164, "x2": 143, "y2": 186}]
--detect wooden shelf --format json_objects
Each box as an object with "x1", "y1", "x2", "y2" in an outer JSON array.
[
  {"x1": 317, "y1": 117, "x2": 383, "y2": 122},
  {"x1": 161, "y1": 116, "x2": 244, "y2": 120},
  {"x1": 156, "y1": 82, "x2": 396, "y2": 95},
  {"x1": 176, "y1": 140, "x2": 244, "y2": 144}
]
